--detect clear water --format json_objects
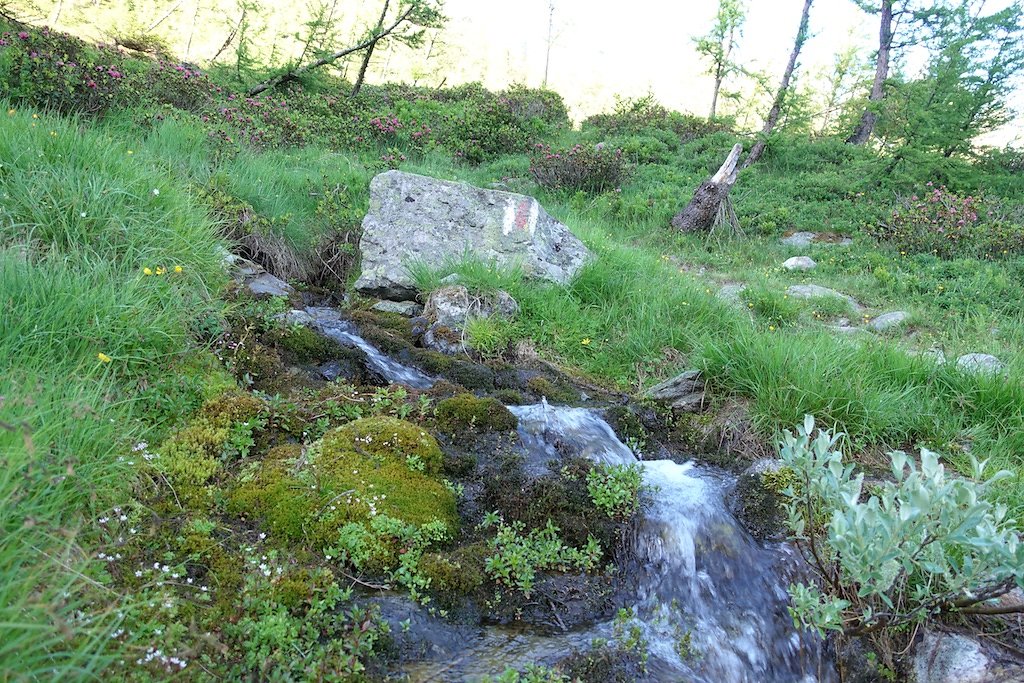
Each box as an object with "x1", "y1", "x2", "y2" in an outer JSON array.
[
  {"x1": 305, "y1": 307, "x2": 435, "y2": 389},
  {"x1": 406, "y1": 404, "x2": 835, "y2": 682}
]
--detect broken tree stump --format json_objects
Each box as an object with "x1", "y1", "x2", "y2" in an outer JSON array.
[{"x1": 671, "y1": 143, "x2": 743, "y2": 234}]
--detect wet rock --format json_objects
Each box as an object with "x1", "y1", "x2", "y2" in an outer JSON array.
[
  {"x1": 279, "y1": 309, "x2": 314, "y2": 326},
  {"x1": 247, "y1": 272, "x2": 293, "y2": 297},
  {"x1": 372, "y1": 300, "x2": 423, "y2": 317},
  {"x1": 354, "y1": 170, "x2": 592, "y2": 300},
  {"x1": 786, "y1": 283, "x2": 861, "y2": 310},
  {"x1": 911, "y1": 630, "x2": 1022, "y2": 683},
  {"x1": 783, "y1": 256, "x2": 817, "y2": 271},
  {"x1": 422, "y1": 322, "x2": 467, "y2": 356},
  {"x1": 869, "y1": 311, "x2": 909, "y2": 332},
  {"x1": 424, "y1": 285, "x2": 519, "y2": 327},
  {"x1": 645, "y1": 370, "x2": 707, "y2": 414},
  {"x1": 730, "y1": 458, "x2": 791, "y2": 541},
  {"x1": 956, "y1": 353, "x2": 1005, "y2": 376}
]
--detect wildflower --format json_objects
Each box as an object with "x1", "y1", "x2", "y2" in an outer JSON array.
[
  {"x1": 6, "y1": 109, "x2": 14, "y2": 116},
  {"x1": 32, "y1": 113, "x2": 38, "y2": 119},
  {"x1": 97, "y1": 352, "x2": 112, "y2": 363},
  {"x1": 174, "y1": 265, "x2": 183, "y2": 273},
  {"x1": 768, "y1": 325, "x2": 776, "y2": 331},
  {"x1": 143, "y1": 267, "x2": 153, "y2": 276},
  {"x1": 155, "y1": 266, "x2": 166, "y2": 275},
  {"x1": 581, "y1": 338, "x2": 591, "y2": 346},
  {"x1": 151, "y1": 188, "x2": 160, "y2": 196},
  {"x1": 127, "y1": 150, "x2": 133, "y2": 155}
]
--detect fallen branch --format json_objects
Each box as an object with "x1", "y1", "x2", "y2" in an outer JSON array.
[{"x1": 247, "y1": 5, "x2": 415, "y2": 97}]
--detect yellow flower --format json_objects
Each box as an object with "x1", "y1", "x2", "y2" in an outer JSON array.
[
  {"x1": 143, "y1": 267, "x2": 153, "y2": 276},
  {"x1": 6, "y1": 109, "x2": 14, "y2": 116},
  {"x1": 97, "y1": 352, "x2": 112, "y2": 363},
  {"x1": 768, "y1": 325, "x2": 776, "y2": 331},
  {"x1": 127, "y1": 150, "x2": 134, "y2": 155},
  {"x1": 32, "y1": 113, "x2": 39, "y2": 119},
  {"x1": 155, "y1": 266, "x2": 166, "y2": 275},
  {"x1": 174, "y1": 265, "x2": 183, "y2": 273},
  {"x1": 580, "y1": 338, "x2": 591, "y2": 346}
]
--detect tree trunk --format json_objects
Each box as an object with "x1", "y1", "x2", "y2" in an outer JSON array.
[
  {"x1": 710, "y1": 66, "x2": 722, "y2": 119},
  {"x1": 741, "y1": 0, "x2": 814, "y2": 169},
  {"x1": 672, "y1": 143, "x2": 743, "y2": 232},
  {"x1": 847, "y1": 0, "x2": 893, "y2": 144},
  {"x1": 543, "y1": 1, "x2": 555, "y2": 88},
  {"x1": 351, "y1": 0, "x2": 391, "y2": 98}
]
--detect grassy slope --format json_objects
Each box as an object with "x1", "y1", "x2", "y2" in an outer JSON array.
[{"x1": 2, "y1": 27, "x2": 1024, "y2": 677}]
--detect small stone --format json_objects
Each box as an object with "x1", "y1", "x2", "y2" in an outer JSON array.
[
  {"x1": 717, "y1": 283, "x2": 746, "y2": 305},
  {"x1": 780, "y1": 231, "x2": 817, "y2": 248},
  {"x1": 372, "y1": 300, "x2": 423, "y2": 317},
  {"x1": 424, "y1": 285, "x2": 519, "y2": 327},
  {"x1": 247, "y1": 273, "x2": 293, "y2": 297},
  {"x1": 278, "y1": 309, "x2": 314, "y2": 326},
  {"x1": 421, "y1": 322, "x2": 466, "y2": 356},
  {"x1": 913, "y1": 630, "x2": 996, "y2": 683},
  {"x1": 786, "y1": 284, "x2": 861, "y2": 310},
  {"x1": 645, "y1": 370, "x2": 706, "y2": 414},
  {"x1": 868, "y1": 311, "x2": 909, "y2": 332},
  {"x1": 955, "y1": 353, "x2": 1004, "y2": 376},
  {"x1": 782, "y1": 256, "x2": 816, "y2": 271}
]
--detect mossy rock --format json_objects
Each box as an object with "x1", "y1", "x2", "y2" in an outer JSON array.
[
  {"x1": 491, "y1": 389, "x2": 526, "y2": 405},
  {"x1": 264, "y1": 325, "x2": 345, "y2": 364},
  {"x1": 155, "y1": 392, "x2": 265, "y2": 507},
  {"x1": 411, "y1": 348, "x2": 455, "y2": 374},
  {"x1": 447, "y1": 360, "x2": 496, "y2": 391},
  {"x1": 525, "y1": 375, "x2": 580, "y2": 404},
  {"x1": 419, "y1": 542, "x2": 489, "y2": 601},
  {"x1": 327, "y1": 416, "x2": 444, "y2": 476},
  {"x1": 228, "y1": 418, "x2": 456, "y2": 549},
  {"x1": 435, "y1": 394, "x2": 518, "y2": 435}
]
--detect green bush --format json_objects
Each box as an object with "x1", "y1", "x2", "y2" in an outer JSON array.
[
  {"x1": 530, "y1": 142, "x2": 630, "y2": 193},
  {"x1": 781, "y1": 417, "x2": 1024, "y2": 637}
]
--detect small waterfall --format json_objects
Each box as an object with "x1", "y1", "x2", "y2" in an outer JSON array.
[
  {"x1": 305, "y1": 307, "x2": 435, "y2": 389},
  {"x1": 501, "y1": 404, "x2": 835, "y2": 682}
]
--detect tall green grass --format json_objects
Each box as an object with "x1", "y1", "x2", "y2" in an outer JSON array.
[{"x1": 0, "y1": 106, "x2": 227, "y2": 677}]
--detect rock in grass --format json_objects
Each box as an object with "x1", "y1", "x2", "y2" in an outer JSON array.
[
  {"x1": 247, "y1": 272, "x2": 293, "y2": 297},
  {"x1": 354, "y1": 171, "x2": 592, "y2": 301},
  {"x1": 424, "y1": 285, "x2": 519, "y2": 327},
  {"x1": 717, "y1": 283, "x2": 746, "y2": 305},
  {"x1": 780, "y1": 232, "x2": 817, "y2": 248},
  {"x1": 868, "y1": 311, "x2": 909, "y2": 332},
  {"x1": 782, "y1": 256, "x2": 816, "y2": 271},
  {"x1": 372, "y1": 300, "x2": 423, "y2": 317},
  {"x1": 785, "y1": 284, "x2": 861, "y2": 310},
  {"x1": 955, "y1": 353, "x2": 1004, "y2": 376},
  {"x1": 645, "y1": 370, "x2": 707, "y2": 413}
]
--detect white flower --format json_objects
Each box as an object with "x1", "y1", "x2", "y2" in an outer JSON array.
[{"x1": 151, "y1": 188, "x2": 160, "y2": 196}]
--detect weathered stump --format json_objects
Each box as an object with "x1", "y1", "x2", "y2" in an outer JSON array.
[{"x1": 670, "y1": 143, "x2": 743, "y2": 234}]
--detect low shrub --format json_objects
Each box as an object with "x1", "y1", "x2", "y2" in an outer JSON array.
[
  {"x1": 530, "y1": 143, "x2": 630, "y2": 193},
  {"x1": 782, "y1": 417, "x2": 1024, "y2": 638},
  {"x1": 867, "y1": 183, "x2": 1024, "y2": 259}
]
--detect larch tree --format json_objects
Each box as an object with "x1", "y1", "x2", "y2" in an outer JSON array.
[{"x1": 694, "y1": 0, "x2": 746, "y2": 120}]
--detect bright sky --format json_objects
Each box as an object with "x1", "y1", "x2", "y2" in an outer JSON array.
[{"x1": 433, "y1": 0, "x2": 1022, "y2": 144}]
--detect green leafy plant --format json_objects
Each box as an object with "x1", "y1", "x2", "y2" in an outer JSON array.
[
  {"x1": 482, "y1": 517, "x2": 601, "y2": 597},
  {"x1": 781, "y1": 416, "x2": 1024, "y2": 637},
  {"x1": 586, "y1": 463, "x2": 643, "y2": 519}
]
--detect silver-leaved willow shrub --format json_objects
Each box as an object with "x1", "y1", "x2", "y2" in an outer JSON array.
[{"x1": 779, "y1": 415, "x2": 1024, "y2": 636}]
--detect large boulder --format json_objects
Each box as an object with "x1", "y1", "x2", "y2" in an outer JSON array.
[{"x1": 354, "y1": 171, "x2": 592, "y2": 300}]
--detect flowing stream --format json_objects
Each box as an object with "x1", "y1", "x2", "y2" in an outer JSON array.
[
  {"x1": 305, "y1": 307, "x2": 435, "y2": 389},
  {"x1": 310, "y1": 315, "x2": 834, "y2": 681}
]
